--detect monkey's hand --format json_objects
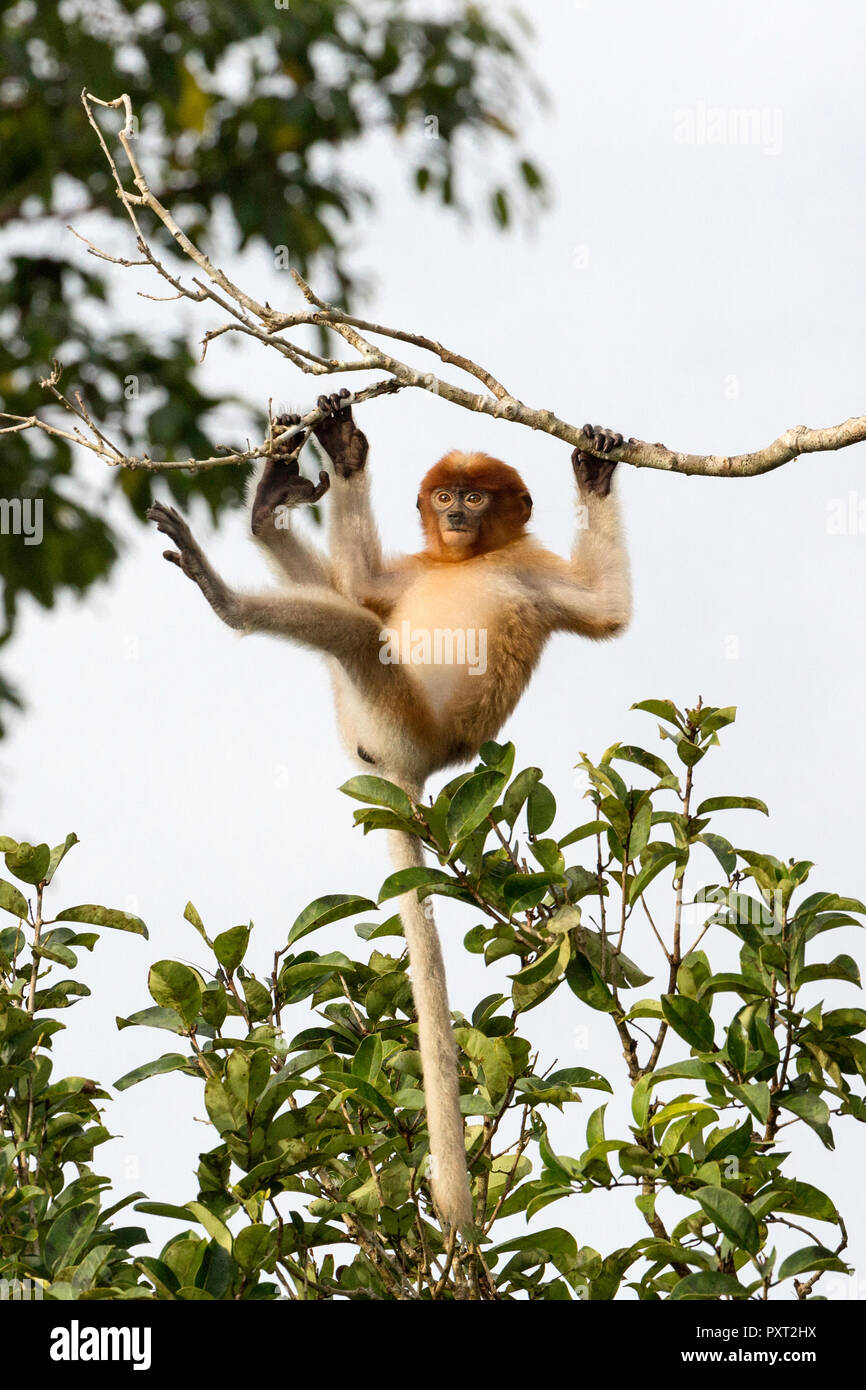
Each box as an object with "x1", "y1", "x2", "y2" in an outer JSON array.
[
  {"x1": 313, "y1": 388, "x2": 369, "y2": 478},
  {"x1": 251, "y1": 414, "x2": 330, "y2": 535},
  {"x1": 572, "y1": 424, "x2": 625, "y2": 498},
  {"x1": 147, "y1": 502, "x2": 244, "y2": 628}
]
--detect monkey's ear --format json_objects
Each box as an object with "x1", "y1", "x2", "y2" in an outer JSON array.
[
  {"x1": 416, "y1": 495, "x2": 422, "y2": 511},
  {"x1": 521, "y1": 491, "x2": 533, "y2": 519}
]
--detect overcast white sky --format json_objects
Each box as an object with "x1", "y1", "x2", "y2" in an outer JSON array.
[{"x1": 4, "y1": 0, "x2": 865, "y2": 1294}]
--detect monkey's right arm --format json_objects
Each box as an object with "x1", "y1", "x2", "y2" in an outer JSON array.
[{"x1": 314, "y1": 390, "x2": 386, "y2": 599}]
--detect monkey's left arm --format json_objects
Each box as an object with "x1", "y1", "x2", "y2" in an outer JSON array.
[{"x1": 530, "y1": 426, "x2": 632, "y2": 639}]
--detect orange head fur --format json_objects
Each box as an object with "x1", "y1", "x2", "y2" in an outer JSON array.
[{"x1": 417, "y1": 451, "x2": 533, "y2": 561}]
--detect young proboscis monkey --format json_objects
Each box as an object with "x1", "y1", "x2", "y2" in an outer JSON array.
[{"x1": 147, "y1": 391, "x2": 631, "y2": 1233}]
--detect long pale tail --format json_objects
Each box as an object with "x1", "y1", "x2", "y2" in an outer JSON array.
[{"x1": 387, "y1": 822, "x2": 473, "y2": 1233}]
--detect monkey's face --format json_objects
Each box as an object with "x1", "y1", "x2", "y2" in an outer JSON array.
[{"x1": 430, "y1": 486, "x2": 490, "y2": 552}]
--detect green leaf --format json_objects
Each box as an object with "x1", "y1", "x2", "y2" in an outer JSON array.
[
  {"x1": 676, "y1": 741, "x2": 705, "y2": 768},
  {"x1": 777, "y1": 1091, "x2": 834, "y2": 1148},
  {"x1": 115, "y1": 1006, "x2": 186, "y2": 1035},
  {"x1": 630, "y1": 699, "x2": 685, "y2": 729},
  {"x1": 769, "y1": 1180, "x2": 839, "y2": 1224},
  {"x1": 339, "y1": 776, "x2": 414, "y2": 818},
  {"x1": 214, "y1": 924, "x2": 251, "y2": 972},
  {"x1": 148, "y1": 960, "x2": 202, "y2": 1026},
  {"x1": 695, "y1": 706, "x2": 737, "y2": 735},
  {"x1": 204, "y1": 1077, "x2": 242, "y2": 1135},
  {"x1": 503, "y1": 871, "x2": 565, "y2": 909},
  {"x1": 699, "y1": 832, "x2": 737, "y2": 876},
  {"x1": 565, "y1": 953, "x2": 616, "y2": 1013},
  {"x1": 355, "y1": 914, "x2": 403, "y2": 941},
  {"x1": 693, "y1": 1185, "x2": 761, "y2": 1255},
  {"x1": 35, "y1": 937, "x2": 77, "y2": 968},
  {"x1": 184, "y1": 901, "x2": 211, "y2": 946},
  {"x1": 558, "y1": 821, "x2": 606, "y2": 848},
  {"x1": 796, "y1": 954, "x2": 861, "y2": 988},
  {"x1": 69, "y1": 1244, "x2": 113, "y2": 1291},
  {"x1": 44, "y1": 1202, "x2": 100, "y2": 1276},
  {"x1": 652, "y1": 1100, "x2": 716, "y2": 1131},
  {"x1": 511, "y1": 938, "x2": 570, "y2": 988},
  {"x1": 478, "y1": 740, "x2": 515, "y2": 778},
  {"x1": 446, "y1": 769, "x2": 506, "y2": 843},
  {"x1": 642, "y1": 1241, "x2": 713, "y2": 1271},
  {"x1": 631, "y1": 1074, "x2": 653, "y2": 1129},
  {"x1": 287, "y1": 894, "x2": 376, "y2": 946},
  {"x1": 234, "y1": 1225, "x2": 273, "y2": 1272},
  {"x1": 241, "y1": 977, "x2": 272, "y2": 1021},
  {"x1": 324, "y1": 1072, "x2": 396, "y2": 1122},
  {"x1": 377, "y1": 868, "x2": 452, "y2": 903},
  {"x1": 454, "y1": 1027, "x2": 514, "y2": 1098},
  {"x1": 200, "y1": 983, "x2": 228, "y2": 1029},
  {"x1": 699, "y1": 973, "x2": 771, "y2": 1001},
  {"x1": 661, "y1": 994, "x2": 715, "y2": 1051},
  {"x1": 777, "y1": 1246, "x2": 850, "y2": 1281},
  {"x1": 626, "y1": 998, "x2": 664, "y2": 1021},
  {"x1": 544, "y1": 1067, "x2": 612, "y2": 1094},
  {"x1": 56, "y1": 904, "x2": 148, "y2": 937},
  {"x1": 726, "y1": 1081, "x2": 771, "y2": 1124},
  {"x1": 488, "y1": 1227, "x2": 578, "y2": 1265},
  {"x1": 136, "y1": 1256, "x2": 181, "y2": 1297},
  {"x1": 669, "y1": 1271, "x2": 749, "y2": 1300},
  {"x1": 695, "y1": 795, "x2": 769, "y2": 817},
  {"x1": 608, "y1": 744, "x2": 675, "y2": 781},
  {"x1": 114, "y1": 1053, "x2": 192, "y2": 1091},
  {"x1": 502, "y1": 767, "x2": 542, "y2": 827},
  {"x1": 186, "y1": 1201, "x2": 233, "y2": 1252},
  {"x1": 0, "y1": 879, "x2": 29, "y2": 920},
  {"x1": 135, "y1": 1201, "x2": 197, "y2": 1222},
  {"x1": 45, "y1": 833, "x2": 79, "y2": 885},
  {"x1": 226, "y1": 1048, "x2": 270, "y2": 1109},
  {"x1": 628, "y1": 848, "x2": 684, "y2": 904},
  {"x1": 5, "y1": 841, "x2": 51, "y2": 885},
  {"x1": 571, "y1": 925, "x2": 652, "y2": 989},
  {"x1": 352, "y1": 1035, "x2": 383, "y2": 1084},
  {"x1": 527, "y1": 783, "x2": 557, "y2": 835}
]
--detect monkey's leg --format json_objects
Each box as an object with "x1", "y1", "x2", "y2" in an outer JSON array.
[
  {"x1": 148, "y1": 502, "x2": 250, "y2": 628},
  {"x1": 149, "y1": 501, "x2": 426, "y2": 715},
  {"x1": 249, "y1": 414, "x2": 334, "y2": 587}
]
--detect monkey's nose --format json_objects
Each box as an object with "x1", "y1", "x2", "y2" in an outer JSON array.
[{"x1": 447, "y1": 511, "x2": 465, "y2": 524}]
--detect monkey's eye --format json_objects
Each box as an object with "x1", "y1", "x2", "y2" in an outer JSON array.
[
  {"x1": 465, "y1": 492, "x2": 485, "y2": 506},
  {"x1": 436, "y1": 491, "x2": 453, "y2": 506}
]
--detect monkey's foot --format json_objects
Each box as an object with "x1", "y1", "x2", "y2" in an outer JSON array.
[
  {"x1": 313, "y1": 388, "x2": 369, "y2": 477},
  {"x1": 272, "y1": 412, "x2": 306, "y2": 461},
  {"x1": 146, "y1": 502, "x2": 208, "y2": 581},
  {"x1": 572, "y1": 423, "x2": 625, "y2": 497},
  {"x1": 252, "y1": 419, "x2": 330, "y2": 534},
  {"x1": 147, "y1": 502, "x2": 244, "y2": 627}
]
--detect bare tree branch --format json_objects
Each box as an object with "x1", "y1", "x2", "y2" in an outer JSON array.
[
  {"x1": 0, "y1": 366, "x2": 402, "y2": 472},
  {"x1": 4, "y1": 90, "x2": 864, "y2": 480}
]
